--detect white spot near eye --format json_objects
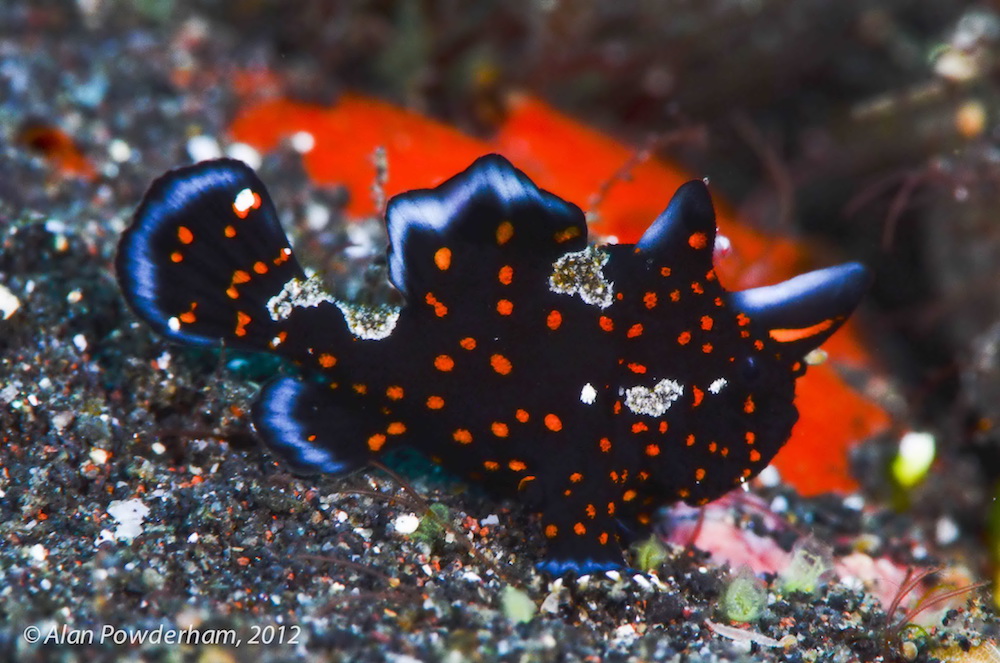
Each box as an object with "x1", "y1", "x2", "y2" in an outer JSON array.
[
  {"x1": 233, "y1": 188, "x2": 257, "y2": 214},
  {"x1": 580, "y1": 383, "x2": 597, "y2": 405},
  {"x1": 168, "y1": 317, "x2": 181, "y2": 332},
  {"x1": 708, "y1": 378, "x2": 728, "y2": 394}
]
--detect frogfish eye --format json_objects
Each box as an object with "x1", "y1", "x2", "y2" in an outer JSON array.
[{"x1": 742, "y1": 356, "x2": 761, "y2": 381}]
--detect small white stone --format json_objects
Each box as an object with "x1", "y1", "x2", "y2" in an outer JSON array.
[
  {"x1": 540, "y1": 588, "x2": 563, "y2": 614},
  {"x1": 29, "y1": 544, "x2": 47, "y2": 562},
  {"x1": 305, "y1": 202, "x2": 330, "y2": 231},
  {"x1": 226, "y1": 142, "x2": 262, "y2": 170},
  {"x1": 843, "y1": 494, "x2": 865, "y2": 511},
  {"x1": 393, "y1": 513, "x2": 421, "y2": 535},
  {"x1": 894, "y1": 430, "x2": 936, "y2": 488},
  {"x1": 0, "y1": 284, "x2": 21, "y2": 319},
  {"x1": 708, "y1": 378, "x2": 728, "y2": 394},
  {"x1": 108, "y1": 139, "x2": 132, "y2": 163},
  {"x1": 187, "y1": 134, "x2": 222, "y2": 162},
  {"x1": 632, "y1": 574, "x2": 651, "y2": 590},
  {"x1": 44, "y1": 219, "x2": 67, "y2": 234},
  {"x1": 580, "y1": 383, "x2": 597, "y2": 405},
  {"x1": 756, "y1": 465, "x2": 781, "y2": 488},
  {"x1": 935, "y1": 516, "x2": 960, "y2": 546},
  {"x1": 611, "y1": 624, "x2": 638, "y2": 647},
  {"x1": 89, "y1": 448, "x2": 110, "y2": 465},
  {"x1": 106, "y1": 498, "x2": 150, "y2": 542},
  {"x1": 479, "y1": 514, "x2": 500, "y2": 527},
  {"x1": 290, "y1": 131, "x2": 316, "y2": 153},
  {"x1": 935, "y1": 50, "x2": 980, "y2": 82},
  {"x1": 72, "y1": 334, "x2": 88, "y2": 352},
  {"x1": 168, "y1": 317, "x2": 181, "y2": 332},
  {"x1": 50, "y1": 411, "x2": 73, "y2": 432}
]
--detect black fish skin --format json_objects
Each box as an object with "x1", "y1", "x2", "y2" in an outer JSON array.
[{"x1": 116, "y1": 155, "x2": 870, "y2": 576}]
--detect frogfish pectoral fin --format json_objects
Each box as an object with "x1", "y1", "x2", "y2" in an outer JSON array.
[
  {"x1": 252, "y1": 376, "x2": 389, "y2": 476},
  {"x1": 729, "y1": 262, "x2": 872, "y2": 357}
]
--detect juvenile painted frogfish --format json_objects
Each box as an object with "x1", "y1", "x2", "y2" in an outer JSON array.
[{"x1": 117, "y1": 155, "x2": 870, "y2": 575}]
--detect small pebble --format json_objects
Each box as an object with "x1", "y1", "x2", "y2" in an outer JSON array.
[
  {"x1": 0, "y1": 284, "x2": 21, "y2": 319},
  {"x1": 108, "y1": 138, "x2": 132, "y2": 162},
  {"x1": 226, "y1": 142, "x2": 262, "y2": 169},
  {"x1": 106, "y1": 498, "x2": 150, "y2": 542},
  {"x1": 187, "y1": 134, "x2": 223, "y2": 161},
  {"x1": 843, "y1": 495, "x2": 865, "y2": 511},
  {"x1": 936, "y1": 516, "x2": 960, "y2": 546},
  {"x1": 393, "y1": 513, "x2": 420, "y2": 534},
  {"x1": 290, "y1": 130, "x2": 316, "y2": 153}
]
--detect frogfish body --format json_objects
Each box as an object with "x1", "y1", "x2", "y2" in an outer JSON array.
[{"x1": 117, "y1": 155, "x2": 870, "y2": 575}]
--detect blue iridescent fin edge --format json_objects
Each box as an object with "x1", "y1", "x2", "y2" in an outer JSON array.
[
  {"x1": 383, "y1": 153, "x2": 587, "y2": 297},
  {"x1": 116, "y1": 158, "x2": 304, "y2": 349},
  {"x1": 251, "y1": 376, "x2": 393, "y2": 477},
  {"x1": 251, "y1": 377, "x2": 357, "y2": 475},
  {"x1": 730, "y1": 262, "x2": 872, "y2": 354},
  {"x1": 535, "y1": 557, "x2": 628, "y2": 577}
]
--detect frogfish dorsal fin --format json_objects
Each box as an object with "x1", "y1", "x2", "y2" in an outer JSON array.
[
  {"x1": 384, "y1": 154, "x2": 587, "y2": 298},
  {"x1": 634, "y1": 179, "x2": 716, "y2": 276}
]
